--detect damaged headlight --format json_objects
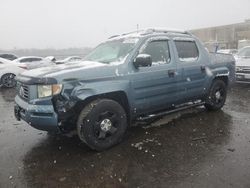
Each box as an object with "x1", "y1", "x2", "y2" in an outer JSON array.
[{"x1": 37, "y1": 84, "x2": 63, "y2": 98}]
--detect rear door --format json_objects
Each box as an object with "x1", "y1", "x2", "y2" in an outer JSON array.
[
  {"x1": 39, "y1": 58, "x2": 54, "y2": 67},
  {"x1": 30, "y1": 58, "x2": 45, "y2": 69},
  {"x1": 130, "y1": 38, "x2": 179, "y2": 114},
  {"x1": 174, "y1": 39, "x2": 207, "y2": 102}
]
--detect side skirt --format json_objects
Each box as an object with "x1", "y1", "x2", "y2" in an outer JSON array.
[{"x1": 137, "y1": 101, "x2": 205, "y2": 121}]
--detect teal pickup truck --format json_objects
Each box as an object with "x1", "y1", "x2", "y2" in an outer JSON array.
[{"x1": 14, "y1": 28, "x2": 235, "y2": 151}]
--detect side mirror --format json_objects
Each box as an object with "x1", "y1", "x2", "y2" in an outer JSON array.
[{"x1": 133, "y1": 54, "x2": 152, "y2": 68}]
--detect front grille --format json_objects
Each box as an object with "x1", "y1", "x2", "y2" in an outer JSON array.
[
  {"x1": 237, "y1": 70, "x2": 250, "y2": 74},
  {"x1": 17, "y1": 82, "x2": 29, "y2": 101},
  {"x1": 236, "y1": 67, "x2": 250, "y2": 74}
]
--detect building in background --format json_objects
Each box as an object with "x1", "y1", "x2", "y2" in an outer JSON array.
[{"x1": 191, "y1": 19, "x2": 250, "y2": 52}]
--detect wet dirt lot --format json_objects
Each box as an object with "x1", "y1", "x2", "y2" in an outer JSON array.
[{"x1": 0, "y1": 84, "x2": 250, "y2": 188}]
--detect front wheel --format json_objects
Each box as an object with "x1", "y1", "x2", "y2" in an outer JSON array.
[
  {"x1": 205, "y1": 79, "x2": 227, "y2": 111},
  {"x1": 77, "y1": 99, "x2": 128, "y2": 151},
  {"x1": 1, "y1": 73, "x2": 16, "y2": 88}
]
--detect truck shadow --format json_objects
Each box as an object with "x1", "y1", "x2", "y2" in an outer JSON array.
[
  {"x1": 227, "y1": 83, "x2": 250, "y2": 112},
  {"x1": 0, "y1": 87, "x2": 16, "y2": 102},
  {"x1": 22, "y1": 109, "x2": 233, "y2": 188}
]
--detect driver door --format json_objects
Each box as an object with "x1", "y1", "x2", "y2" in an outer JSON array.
[{"x1": 130, "y1": 38, "x2": 178, "y2": 115}]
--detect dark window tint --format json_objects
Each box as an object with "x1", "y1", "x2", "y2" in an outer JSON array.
[
  {"x1": 0, "y1": 54, "x2": 17, "y2": 60},
  {"x1": 20, "y1": 58, "x2": 31, "y2": 63},
  {"x1": 142, "y1": 40, "x2": 170, "y2": 66},
  {"x1": 30, "y1": 58, "x2": 42, "y2": 62},
  {"x1": 174, "y1": 41, "x2": 199, "y2": 61},
  {"x1": 71, "y1": 57, "x2": 81, "y2": 61},
  {"x1": 20, "y1": 58, "x2": 42, "y2": 63}
]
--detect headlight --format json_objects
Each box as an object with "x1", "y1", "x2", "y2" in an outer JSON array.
[{"x1": 38, "y1": 84, "x2": 63, "y2": 98}]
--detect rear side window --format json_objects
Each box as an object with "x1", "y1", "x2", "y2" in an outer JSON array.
[
  {"x1": 20, "y1": 58, "x2": 31, "y2": 63},
  {"x1": 174, "y1": 41, "x2": 199, "y2": 62},
  {"x1": 31, "y1": 58, "x2": 42, "y2": 62},
  {"x1": 72, "y1": 57, "x2": 81, "y2": 61}
]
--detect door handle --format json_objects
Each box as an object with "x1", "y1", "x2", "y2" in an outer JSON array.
[
  {"x1": 168, "y1": 70, "x2": 176, "y2": 77},
  {"x1": 201, "y1": 65, "x2": 206, "y2": 72}
]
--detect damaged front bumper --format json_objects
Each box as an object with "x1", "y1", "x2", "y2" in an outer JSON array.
[{"x1": 14, "y1": 95, "x2": 59, "y2": 131}]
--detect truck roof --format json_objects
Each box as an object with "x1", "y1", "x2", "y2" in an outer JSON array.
[{"x1": 108, "y1": 28, "x2": 192, "y2": 40}]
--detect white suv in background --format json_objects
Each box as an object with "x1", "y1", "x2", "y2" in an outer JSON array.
[{"x1": 235, "y1": 46, "x2": 250, "y2": 83}]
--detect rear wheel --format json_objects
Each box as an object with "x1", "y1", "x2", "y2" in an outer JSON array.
[
  {"x1": 1, "y1": 73, "x2": 16, "y2": 88},
  {"x1": 77, "y1": 99, "x2": 128, "y2": 151},
  {"x1": 205, "y1": 79, "x2": 227, "y2": 111}
]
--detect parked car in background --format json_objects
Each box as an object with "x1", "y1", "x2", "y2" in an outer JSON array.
[
  {"x1": 235, "y1": 46, "x2": 250, "y2": 83},
  {"x1": 0, "y1": 57, "x2": 26, "y2": 88},
  {"x1": 217, "y1": 49, "x2": 238, "y2": 55},
  {"x1": 56, "y1": 56, "x2": 82, "y2": 64},
  {"x1": 45, "y1": 56, "x2": 56, "y2": 62},
  {"x1": 235, "y1": 46, "x2": 250, "y2": 59},
  {"x1": 0, "y1": 53, "x2": 18, "y2": 61},
  {"x1": 14, "y1": 28, "x2": 235, "y2": 151},
  {"x1": 13, "y1": 56, "x2": 55, "y2": 69}
]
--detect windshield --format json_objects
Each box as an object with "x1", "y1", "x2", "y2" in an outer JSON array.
[
  {"x1": 84, "y1": 38, "x2": 139, "y2": 63},
  {"x1": 237, "y1": 47, "x2": 250, "y2": 58}
]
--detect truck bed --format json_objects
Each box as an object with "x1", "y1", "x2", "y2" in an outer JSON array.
[{"x1": 209, "y1": 52, "x2": 235, "y2": 64}]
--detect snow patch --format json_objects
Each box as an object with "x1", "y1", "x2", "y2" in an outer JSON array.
[
  {"x1": 179, "y1": 57, "x2": 198, "y2": 62},
  {"x1": 205, "y1": 67, "x2": 213, "y2": 77}
]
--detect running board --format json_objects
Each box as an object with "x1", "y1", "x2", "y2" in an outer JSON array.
[{"x1": 137, "y1": 102, "x2": 205, "y2": 121}]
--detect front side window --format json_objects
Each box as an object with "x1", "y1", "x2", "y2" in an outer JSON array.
[
  {"x1": 141, "y1": 40, "x2": 170, "y2": 66},
  {"x1": 85, "y1": 38, "x2": 139, "y2": 64},
  {"x1": 174, "y1": 40, "x2": 199, "y2": 62}
]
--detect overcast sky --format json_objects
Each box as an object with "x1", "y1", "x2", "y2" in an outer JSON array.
[{"x1": 0, "y1": 0, "x2": 250, "y2": 49}]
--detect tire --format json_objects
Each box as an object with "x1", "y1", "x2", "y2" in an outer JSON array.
[
  {"x1": 77, "y1": 99, "x2": 128, "y2": 151},
  {"x1": 1, "y1": 73, "x2": 16, "y2": 88},
  {"x1": 205, "y1": 79, "x2": 227, "y2": 111}
]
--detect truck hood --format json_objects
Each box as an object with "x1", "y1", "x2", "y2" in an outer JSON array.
[
  {"x1": 19, "y1": 60, "x2": 122, "y2": 84},
  {"x1": 21, "y1": 61, "x2": 105, "y2": 77},
  {"x1": 236, "y1": 57, "x2": 250, "y2": 67}
]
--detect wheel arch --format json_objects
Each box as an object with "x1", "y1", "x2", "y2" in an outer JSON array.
[
  {"x1": 213, "y1": 75, "x2": 229, "y2": 86},
  {"x1": 74, "y1": 91, "x2": 131, "y2": 124}
]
